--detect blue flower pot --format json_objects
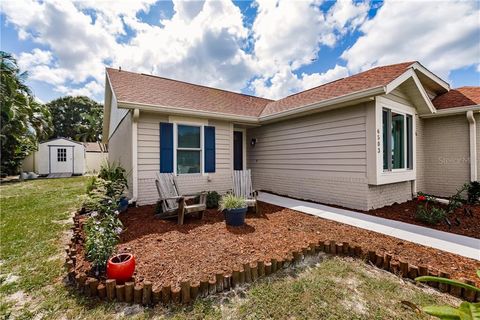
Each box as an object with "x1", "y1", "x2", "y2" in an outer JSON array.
[
  {"x1": 224, "y1": 207, "x2": 248, "y2": 226},
  {"x1": 118, "y1": 198, "x2": 129, "y2": 212}
]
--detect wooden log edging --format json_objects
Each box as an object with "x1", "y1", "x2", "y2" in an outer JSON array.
[{"x1": 66, "y1": 216, "x2": 479, "y2": 306}]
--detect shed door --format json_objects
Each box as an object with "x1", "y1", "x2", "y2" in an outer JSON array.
[{"x1": 50, "y1": 146, "x2": 74, "y2": 173}]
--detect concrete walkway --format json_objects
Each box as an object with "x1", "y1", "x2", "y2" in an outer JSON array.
[{"x1": 258, "y1": 192, "x2": 480, "y2": 260}]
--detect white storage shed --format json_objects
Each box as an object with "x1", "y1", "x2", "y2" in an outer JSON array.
[{"x1": 23, "y1": 138, "x2": 86, "y2": 175}]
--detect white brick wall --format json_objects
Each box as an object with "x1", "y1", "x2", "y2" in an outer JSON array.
[
  {"x1": 367, "y1": 181, "x2": 412, "y2": 209},
  {"x1": 421, "y1": 115, "x2": 470, "y2": 197}
]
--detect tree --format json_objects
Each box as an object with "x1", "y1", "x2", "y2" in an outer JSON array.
[
  {"x1": 46, "y1": 96, "x2": 103, "y2": 142},
  {"x1": 0, "y1": 51, "x2": 52, "y2": 176}
]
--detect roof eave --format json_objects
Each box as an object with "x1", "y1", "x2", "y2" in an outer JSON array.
[{"x1": 117, "y1": 101, "x2": 260, "y2": 124}]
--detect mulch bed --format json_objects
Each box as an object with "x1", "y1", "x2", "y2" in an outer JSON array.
[
  {"x1": 75, "y1": 201, "x2": 479, "y2": 290},
  {"x1": 364, "y1": 200, "x2": 480, "y2": 239}
]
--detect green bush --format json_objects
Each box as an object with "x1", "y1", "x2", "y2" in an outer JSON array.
[
  {"x1": 447, "y1": 184, "x2": 467, "y2": 213},
  {"x1": 467, "y1": 181, "x2": 480, "y2": 204},
  {"x1": 219, "y1": 194, "x2": 247, "y2": 211},
  {"x1": 82, "y1": 163, "x2": 128, "y2": 273},
  {"x1": 84, "y1": 211, "x2": 123, "y2": 273},
  {"x1": 85, "y1": 176, "x2": 97, "y2": 194},
  {"x1": 206, "y1": 191, "x2": 221, "y2": 209},
  {"x1": 415, "y1": 204, "x2": 446, "y2": 225},
  {"x1": 98, "y1": 161, "x2": 128, "y2": 191}
]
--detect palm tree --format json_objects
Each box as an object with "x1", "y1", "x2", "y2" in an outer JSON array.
[{"x1": 0, "y1": 51, "x2": 52, "y2": 175}]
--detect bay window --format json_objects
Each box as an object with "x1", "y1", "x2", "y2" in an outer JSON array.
[
  {"x1": 176, "y1": 124, "x2": 201, "y2": 174},
  {"x1": 382, "y1": 108, "x2": 413, "y2": 171}
]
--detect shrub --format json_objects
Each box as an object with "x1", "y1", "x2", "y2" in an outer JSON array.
[
  {"x1": 467, "y1": 181, "x2": 480, "y2": 204},
  {"x1": 206, "y1": 191, "x2": 221, "y2": 209},
  {"x1": 219, "y1": 194, "x2": 247, "y2": 211},
  {"x1": 98, "y1": 161, "x2": 128, "y2": 191},
  {"x1": 84, "y1": 210, "x2": 123, "y2": 273},
  {"x1": 415, "y1": 204, "x2": 446, "y2": 225},
  {"x1": 447, "y1": 184, "x2": 467, "y2": 213},
  {"x1": 85, "y1": 176, "x2": 97, "y2": 194}
]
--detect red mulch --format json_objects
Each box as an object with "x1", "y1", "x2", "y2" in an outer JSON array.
[
  {"x1": 74, "y1": 202, "x2": 480, "y2": 290},
  {"x1": 364, "y1": 200, "x2": 480, "y2": 239}
]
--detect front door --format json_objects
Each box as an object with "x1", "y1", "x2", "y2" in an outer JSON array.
[
  {"x1": 233, "y1": 131, "x2": 243, "y2": 170},
  {"x1": 50, "y1": 146, "x2": 73, "y2": 173}
]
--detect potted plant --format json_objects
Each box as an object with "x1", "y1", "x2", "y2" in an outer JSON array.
[
  {"x1": 107, "y1": 253, "x2": 135, "y2": 284},
  {"x1": 219, "y1": 194, "x2": 248, "y2": 226}
]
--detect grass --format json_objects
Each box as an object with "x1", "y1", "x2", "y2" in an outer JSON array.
[{"x1": 0, "y1": 177, "x2": 458, "y2": 319}]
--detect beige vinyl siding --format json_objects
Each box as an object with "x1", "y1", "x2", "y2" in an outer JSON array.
[
  {"x1": 247, "y1": 104, "x2": 370, "y2": 210},
  {"x1": 476, "y1": 113, "x2": 480, "y2": 180},
  {"x1": 108, "y1": 111, "x2": 133, "y2": 197},
  {"x1": 421, "y1": 114, "x2": 470, "y2": 197},
  {"x1": 136, "y1": 113, "x2": 233, "y2": 205}
]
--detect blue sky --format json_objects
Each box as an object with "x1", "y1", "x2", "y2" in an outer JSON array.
[{"x1": 1, "y1": 0, "x2": 479, "y2": 103}]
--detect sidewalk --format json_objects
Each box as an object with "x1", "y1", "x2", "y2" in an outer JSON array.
[{"x1": 258, "y1": 192, "x2": 480, "y2": 260}]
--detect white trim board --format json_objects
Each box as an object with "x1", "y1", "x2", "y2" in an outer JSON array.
[{"x1": 258, "y1": 192, "x2": 480, "y2": 261}]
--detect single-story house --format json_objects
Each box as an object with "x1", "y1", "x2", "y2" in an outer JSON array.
[
  {"x1": 22, "y1": 138, "x2": 86, "y2": 175},
  {"x1": 103, "y1": 61, "x2": 479, "y2": 211}
]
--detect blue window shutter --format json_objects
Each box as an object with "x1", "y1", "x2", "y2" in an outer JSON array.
[
  {"x1": 159, "y1": 122, "x2": 173, "y2": 173},
  {"x1": 204, "y1": 126, "x2": 215, "y2": 173}
]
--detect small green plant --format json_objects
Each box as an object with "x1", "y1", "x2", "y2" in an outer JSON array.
[
  {"x1": 206, "y1": 191, "x2": 221, "y2": 209},
  {"x1": 416, "y1": 204, "x2": 446, "y2": 225},
  {"x1": 219, "y1": 194, "x2": 247, "y2": 211},
  {"x1": 414, "y1": 270, "x2": 480, "y2": 319},
  {"x1": 467, "y1": 181, "x2": 480, "y2": 205},
  {"x1": 85, "y1": 176, "x2": 97, "y2": 194},
  {"x1": 447, "y1": 184, "x2": 468, "y2": 213}
]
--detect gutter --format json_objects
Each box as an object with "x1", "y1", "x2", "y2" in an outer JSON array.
[
  {"x1": 118, "y1": 86, "x2": 386, "y2": 125},
  {"x1": 131, "y1": 108, "x2": 140, "y2": 203},
  {"x1": 118, "y1": 101, "x2": 260, "y2": 124},
  {"x1": 466, "y1": 110, "x2": 478, "y2": 181},
  {"x1": 419, "y1": 105, "x2": 480, "y2": 118}
]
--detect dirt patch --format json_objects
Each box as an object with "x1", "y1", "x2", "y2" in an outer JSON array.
[
  {"x1": 74, "y1": 202, "x2": 480, "y2": 290},
  {"x1": 365, "y1": 200, "x2": 480, "y2": 239}
]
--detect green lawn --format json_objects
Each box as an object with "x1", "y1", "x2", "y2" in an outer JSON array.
[{"x1": 0, "y1": 177, "x2": 458, "y2": 319}]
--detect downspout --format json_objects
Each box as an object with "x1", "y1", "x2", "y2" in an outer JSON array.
[
  {"x1": 466, "y1": 110, "x2": 477, "y2": 181},
  {"x1": 131, "y1": 108, "x2": 140, "y2": 204}
]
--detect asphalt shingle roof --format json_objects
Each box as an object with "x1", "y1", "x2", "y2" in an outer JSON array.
[
  {"x1": 107, "y1": 62, "x2": 479, "y2": 117},
  {"x1": 432, "y1": 87, "x2": 480, "y2": 109}
]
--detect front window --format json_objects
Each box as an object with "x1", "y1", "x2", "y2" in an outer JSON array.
[
  {"x1": 382, "y1": 109, "x2": 413, "y2": 171},
  {"x1": 176, "y1": 125, "x2": 201, "y2": 174}
]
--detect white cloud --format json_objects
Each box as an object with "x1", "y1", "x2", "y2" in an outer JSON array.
[
  {"x1": 114, "y1": 0, "x2": 255, "y2": 92},
  {"x1": 56, "y1": 80, "x2": 104, "y2": 98},
  {"x1": 251, "y1": 64, "x2": 349, "y2": 100},
  {"x1": 341, "y1": 0, "x2": 480, "y2": 80},
  {"x1": 249, "y1": 0, "x2": 368, "y2": 99}
]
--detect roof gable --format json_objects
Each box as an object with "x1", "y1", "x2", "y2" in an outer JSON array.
[{"x1": 260, "y1": 62, "x2": 415, "y2": 117}]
